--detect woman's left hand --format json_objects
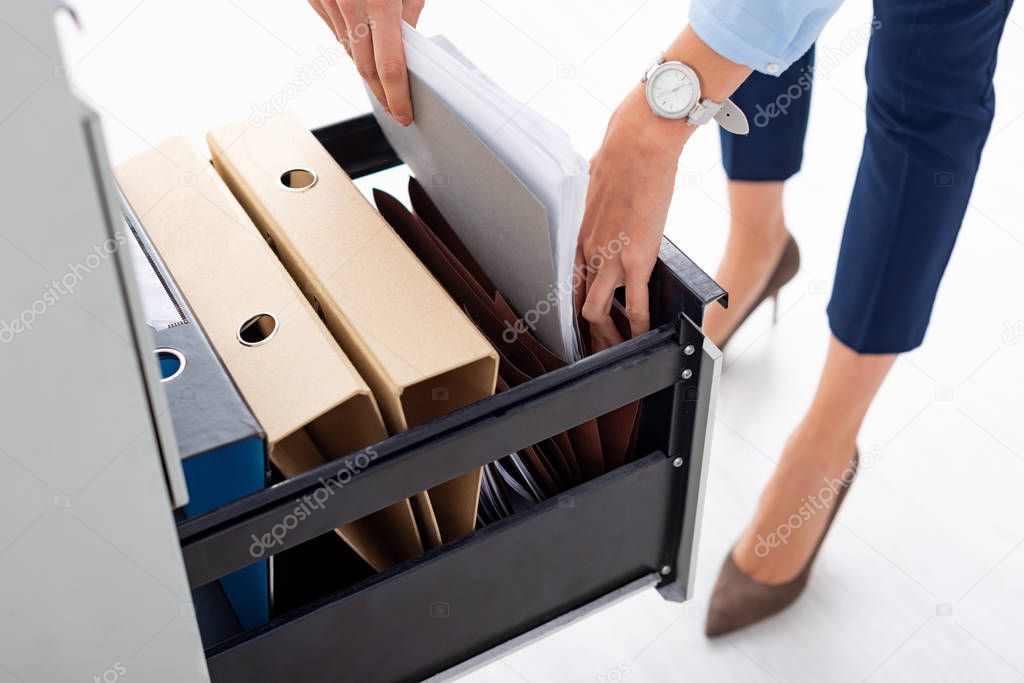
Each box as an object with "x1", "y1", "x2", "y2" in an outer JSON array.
[{"x1": 576, "y1": 89, "x2": 689, "y2": 351}]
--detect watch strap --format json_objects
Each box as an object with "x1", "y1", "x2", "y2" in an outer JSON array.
[
  {"x1": 714, "y1": 98, "x2": 749, "y2": 135},
  {"x1": 685, "y1": 99, "x2": 718, "y2": 126},
  {"x1": 687, "y1": 98, "x2": 749, "y2": 135},
  {"x1": 641, "y1": 52, "x2": 666, "y2": 82}
]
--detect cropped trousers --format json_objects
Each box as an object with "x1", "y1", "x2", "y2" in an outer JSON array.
[{"x1": 720, "y1": 0, "x2": 1012, "y2": 353}]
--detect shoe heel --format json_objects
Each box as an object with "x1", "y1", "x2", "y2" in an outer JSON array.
[{"x1": 717, "y1": 236, "x2": 799, "y2": 351}]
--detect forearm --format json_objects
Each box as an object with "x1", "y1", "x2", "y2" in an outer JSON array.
[{"x1": 611, "y1": 26, "x2": 752, "y2": 157}]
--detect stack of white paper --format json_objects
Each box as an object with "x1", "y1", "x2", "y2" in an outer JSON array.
[{"x1": 378, "y1": 24, "x2": 588, "y2": 361}]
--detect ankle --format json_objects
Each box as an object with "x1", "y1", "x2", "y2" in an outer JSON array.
[
  {"x1": 782, "y1": 421, "x2": 858, "y2": 474},
  {"x1": 725, "y1": 222, "x2": 791, "y2": 266}
]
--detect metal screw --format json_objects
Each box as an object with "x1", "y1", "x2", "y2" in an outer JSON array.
[
  {"x1": 683, "y1": 344, "x2": 695, "y2": 356},
  {"x1": 672, "y1": 457, "x2": 683, "y2": 468},
  {"x1": 681, "y1": 368, "x2": 693, "y2": 380},
  {"x1": 660, "y1": 565, "x2": 673, "y2": 576}
]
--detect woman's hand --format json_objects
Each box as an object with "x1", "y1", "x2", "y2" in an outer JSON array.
[
  {"x1": 576, "y1": 89, "x2": 690, "y2": 351},
  {"x1": 576, "y1": 27, "x2": 751, "y2": 352},
  {"x1": 307, "y1": 0, "x2": 425, "y2": 125}
]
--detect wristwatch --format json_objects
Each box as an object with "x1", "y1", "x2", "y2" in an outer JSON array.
[{"x1": 642, "y1": 54, "x2": 749, "y2": 135}]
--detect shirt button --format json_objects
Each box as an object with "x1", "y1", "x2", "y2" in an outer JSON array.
[{"x1": 766, "y1": 62, "x2": 781, "y2": 74}]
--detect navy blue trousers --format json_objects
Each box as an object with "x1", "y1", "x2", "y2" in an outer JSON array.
[{"x1": 721, "y1": 0, "x2": 1012, "y2": 353}]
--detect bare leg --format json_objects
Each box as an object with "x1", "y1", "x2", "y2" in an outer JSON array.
[
  {"x1": 732, "y1": 335, "x2": 896, "y2": 583},
  {"x1": 703, "y1": 180, "x2": 793, "y2": 347}
]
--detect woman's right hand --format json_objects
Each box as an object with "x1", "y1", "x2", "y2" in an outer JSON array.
[{"x1": 307, "y1": 0, "x2": 425, "y2": 125}]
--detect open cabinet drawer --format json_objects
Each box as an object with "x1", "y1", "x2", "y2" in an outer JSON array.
[{"x1": 175, "y1": 115, "x2": 726, "y2": 683}]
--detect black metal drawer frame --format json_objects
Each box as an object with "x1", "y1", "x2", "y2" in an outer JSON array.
[{"x1": 175, "y1": 115, "x2": 726, "y2": 682}]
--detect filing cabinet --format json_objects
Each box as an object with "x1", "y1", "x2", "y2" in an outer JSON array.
[{"x1": 176, "y1": 116, "x2": 725, "y2": 683}]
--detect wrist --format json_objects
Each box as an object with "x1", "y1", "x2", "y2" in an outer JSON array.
[
  {"x1": 611, "y1": 26, "x2": 752, "y2": 156},
  {"x1": 612, "y1": 85, "x2": 696, "y2": 159}
]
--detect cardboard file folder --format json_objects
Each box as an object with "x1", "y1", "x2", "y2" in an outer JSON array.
[
  {"x1": 116, "y1": 138, "x2": 423, "y2": 571},
  {"x1": 208, "y1": 114, "x2": 499, "y2": 543},
  {"x1": 404, "y1": 178, "x2": 639, "y2": 472}
]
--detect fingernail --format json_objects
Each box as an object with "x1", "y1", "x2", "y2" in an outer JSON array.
[{"x1": 396, "y1": 114, "x2": 412, "y2": 126}]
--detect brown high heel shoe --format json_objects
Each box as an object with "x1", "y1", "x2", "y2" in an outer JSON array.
[
  {"x1": 705, "y1": 450, "x2": 859, "y2": 638},
  {"x1": 718, "y1": 235, "x2": 801, "y2": 349}
]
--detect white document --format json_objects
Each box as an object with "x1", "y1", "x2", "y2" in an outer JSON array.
[{"x1": 374, "y1": 24, "x2": 588, "y2": 361}]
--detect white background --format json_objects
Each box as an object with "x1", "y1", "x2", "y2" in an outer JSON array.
[{"x1": 36, "y1": 0, "x2": 1024, "y2": 680}]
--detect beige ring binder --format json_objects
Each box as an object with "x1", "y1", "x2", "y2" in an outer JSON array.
[
  {"x1": 117, "y1": 138, "x2": 424, "y2": 570},
  {"x1": 207, "y1": 114, "x2": 499, "y2": 544}
]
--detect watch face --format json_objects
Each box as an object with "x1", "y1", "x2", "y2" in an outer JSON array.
[{"x1": 646, "y1": 63, "x2": 699, "y2": 119}]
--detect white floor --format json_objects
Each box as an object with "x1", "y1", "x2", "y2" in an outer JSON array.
[{"x1": 38, "y1": 0, "x2": 1024, "y2": 680}]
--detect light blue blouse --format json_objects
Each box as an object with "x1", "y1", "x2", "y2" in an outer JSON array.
[{"x1": 689, "y1": 0, "x2": 845, "y2": 75}]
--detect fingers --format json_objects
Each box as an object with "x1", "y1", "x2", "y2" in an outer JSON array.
[
  {"x1": 573, "y1": 241, "x2": 587, "y2": 318},
  {"x1": 624, "y1": 273, "x2": 651, "y2": 338},
  {"x1": 581, "y1": 266, "x2": 625, "y2": 352},
  {"x1": 319, "y1": 0, "x2": 416, "y2": 124},
  {"x1": 368, "y1": 0, "x2": 413, "y2": 124},
  {"x1": 315, "y1": 0, "x2": 348, "y2": 47},
  {"x1": 336, "y1": 0, "x2": 389, "y2": 110},
  {"x1": 577, "y1": 226, "x2": 653, "y2": 352},
  {"x1": 309, "y1": 0, "x2": 338, "y2": 39},
  {"x1": 402, "y1": 0, "x2": 425, "y2": 27}
]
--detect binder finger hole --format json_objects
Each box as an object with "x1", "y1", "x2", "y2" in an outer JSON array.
[
  {"x1": 237, "y1": 313, "x2": 279, "y2": 347},
  {"x1": 155, "y1": 347, "x2": 186, "y2": 382},
  {"x1": 279, "y1": 168, "x2": 318, "y2": 192}
]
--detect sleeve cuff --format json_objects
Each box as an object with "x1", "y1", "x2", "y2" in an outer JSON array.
[{"x1": 688, "y1": 1, "x2": 793, "y2": 76}]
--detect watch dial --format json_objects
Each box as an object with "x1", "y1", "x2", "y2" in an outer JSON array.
[{"x1": 651, "y1": 68, "x2": 695, "y2": 115}]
